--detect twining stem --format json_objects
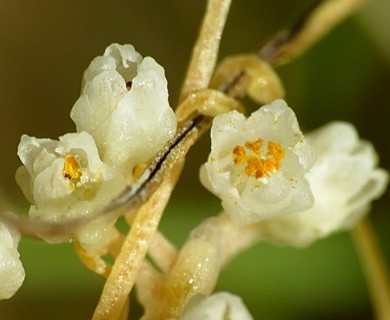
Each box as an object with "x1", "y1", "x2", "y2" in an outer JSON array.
[
  {"x1": 259, "y1": 0, "x2": 369, "y2": 66},
  {"x1": 92, "y1": 163, "x2": 182, "y2": 320},
  {"x1": 148, "y1": 231, "x2": 178, "y2": 273},
  {"x1": 178, "y1": 0, "x2": 232, "y2": 104},
  {"x1": 216, "y1": 213, "x2": 263, "y2": 266},
  {"x1": 352, "y1": 218, "x2": 390, "y2": 320}
]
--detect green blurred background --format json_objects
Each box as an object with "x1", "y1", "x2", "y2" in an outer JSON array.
[{"x1": 0, "y1": 0, "x2": 389, "y2": 319}]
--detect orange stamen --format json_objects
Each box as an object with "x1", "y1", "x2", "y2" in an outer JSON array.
[
  {"x1": 244, "y1": 138, "x2": 264, "y2": 156},
  {"x1": 232, "y1": 139, "x2": 285, "y2": 179},
  {"x1": 63, "y1": 155, "x2": 82, "y2": 182},
  {"x1": 233, "y1": 145, "x2": 246, "y2": 166},
  {"x1": 267, "y1": 141, "x2": 285, "y2": 161},
  {"x1": 245, "y1": 156, "x2": 264, "y2": 178}
]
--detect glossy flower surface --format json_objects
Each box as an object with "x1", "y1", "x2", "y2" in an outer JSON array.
[
  {"x1": 200, "y1": 99, "x2": 315, "y2": 225},
  {"x1": 15, "y1": 132, "x2": 126, "y2": 248},
  {"x1": 262, "y1": 122, "x2": 389, "y2": 246},
  {"x1": 0, "y1": 221, "x2": 25, "y2": 300},
  {"x1": 181, "y1": 292, "x2": 253, "y2": 320},
  {"x1": 71, "y1": 43, "x2": 177, "y2": 177}
]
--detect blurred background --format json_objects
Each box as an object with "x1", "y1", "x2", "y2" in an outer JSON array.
[{"x1": 0, "y1": 0, "x2": 389, "y2": 319}]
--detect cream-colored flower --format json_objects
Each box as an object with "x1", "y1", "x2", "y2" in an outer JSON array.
[
  {"x1": 181, "y1": 292, "x2": 253, "y2": 320},
  {"x1": 15, "y1": 132, "x2": 126, "y2": 249},
  {"x1": 262, "y1": 122, "x2": 389, "y2": 246},
  {"x1": 70, "y1": 43, "x2": 177, "y2": 178},
  {"x1": 0, "y1": 221, "x2": 25, "y2": 300},
  {"x1": 200, "y1": 99, "x2": 315, "y2": 225}
]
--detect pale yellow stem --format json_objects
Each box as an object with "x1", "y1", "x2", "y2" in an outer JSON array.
[
  {"x1": 210, "y1": 54, "x2": 285, "y2": 104},
  {"x1": 261, "y1": 0, "x2": 369, "y2": 66},
  {"x1": 148, "y1": 231, "x2": 178, "y2": 273},
  {"x1": 92, "y1": 163, "x2": 182, "y2": 320},
  {"x1": 139, "y1": 216, "x2": 222, "y2": 319},
  {"x1": 178, "y1": 0, "x2": 232, "y2": 104},
  {"x1": 118, "y1": 299, "x2": 130, "y2": 320},
  {"x1": 176, "y1": 89, "x2": 244, "y2": 124},
  {"x1": 75, "y1": 242, "x2": 112, "y2": 279},
  {"x1": 352, "y1": 218, "x2": 390, "y2": 320},
  {"x1": 216, "y1": 213, "x2": 264, "y2": 266}
]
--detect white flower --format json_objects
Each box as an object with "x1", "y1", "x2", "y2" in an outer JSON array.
[
  {"x1": 181, "y1": 292, "x2": 253, "y2": 320},
  {"x1": 15, "y1": 131, "x2": 126, "y2": 249},
  {"x1": 70, "y1": 43, "x2": 177, "y2": 178},
  {"x1": 262, "y1": 122, "x2": 389, "y2": 246},
  {"x1": 200, "y1": 99, "x2": 315, "y2": 225},
  {"x1": 0, "y1": 221, "x2": 25, "y2": 300}
]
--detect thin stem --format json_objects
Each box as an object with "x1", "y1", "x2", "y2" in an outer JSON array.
[
  {"x1": 75, "y1": 242, "x2": 112, "y2": 278},
  {"x1": 138, "y1": 216, "x2": 222, "y2": 319},
  {"x1": 259, "y1": 0, "x2": 369, "y2": 66},
  {"x1": 92, "y1": 163, "x2": 182, "y2": 320},
  {"x1": 148, "y1": 231, "x2": 178, "y2": 273},
  {"x1": 178, "y1": 0, "x2": 232, "y2": 104},
  {"x1": 217, "y1": 213, "x2": 264, "y2": 266},
  {"x1": 352, "y1": 217, "x2": 390, "y2": 320}
]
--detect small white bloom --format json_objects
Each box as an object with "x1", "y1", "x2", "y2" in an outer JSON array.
[
  {"x1": 70, "y1": 43, "x2": 177, "y2": 177},
  {"x1": 262, "y1": 122, "x2": 389, "y2": 246},
  {"x1": 181, "y1": 292, "x2": 253, "y2": 320},
  {"x1": 0, "y1": 221, "x2": 25, "y2": 300},
  {"x1": 15, "y1": 132, "x2": 126, "y2": 249},
  {"x1": 200, "y1": 99, "x2": 315, "y2": 225}
]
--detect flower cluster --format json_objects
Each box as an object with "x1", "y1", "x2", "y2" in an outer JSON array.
[
  {"x1": 3, "y1": 0, "x2": 389, "y2": 316},
  {"x1": 8, "y1": 41, "x2": 389, "y2": 317},
  {"x1": 15, "y1": 44, "x2": 177, "y2": 249}
]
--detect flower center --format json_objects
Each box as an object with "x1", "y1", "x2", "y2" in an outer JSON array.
[
  {"x1": 63, "y1": 155, "x2": 83, "y2": 188},
  {"x1": 232, "y1": 139, "x2": 285, "y2": 178}
]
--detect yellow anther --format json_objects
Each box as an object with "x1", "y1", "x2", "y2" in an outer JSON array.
[
  {"x1": 232, "y1": 139, "x2": 285, "y2": 179},
  {"x1": 267, "y1": 141, "x2": 285, "y2": 161},
  {"x1": 233, "y1": 145, "x2": 246, "y2": 166},
  {"x1": 245, "y1": 156, "x2": 264, "y2": 178},
  {"x1": 63, "y1": 155, "x2": 82, "y2": 183},
  {"x1": 262, "y1": 158, "x2": 280, "y2": 175},
  {"x1": 244, "y1": 138, "x2": 264, "y2": 156}
]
